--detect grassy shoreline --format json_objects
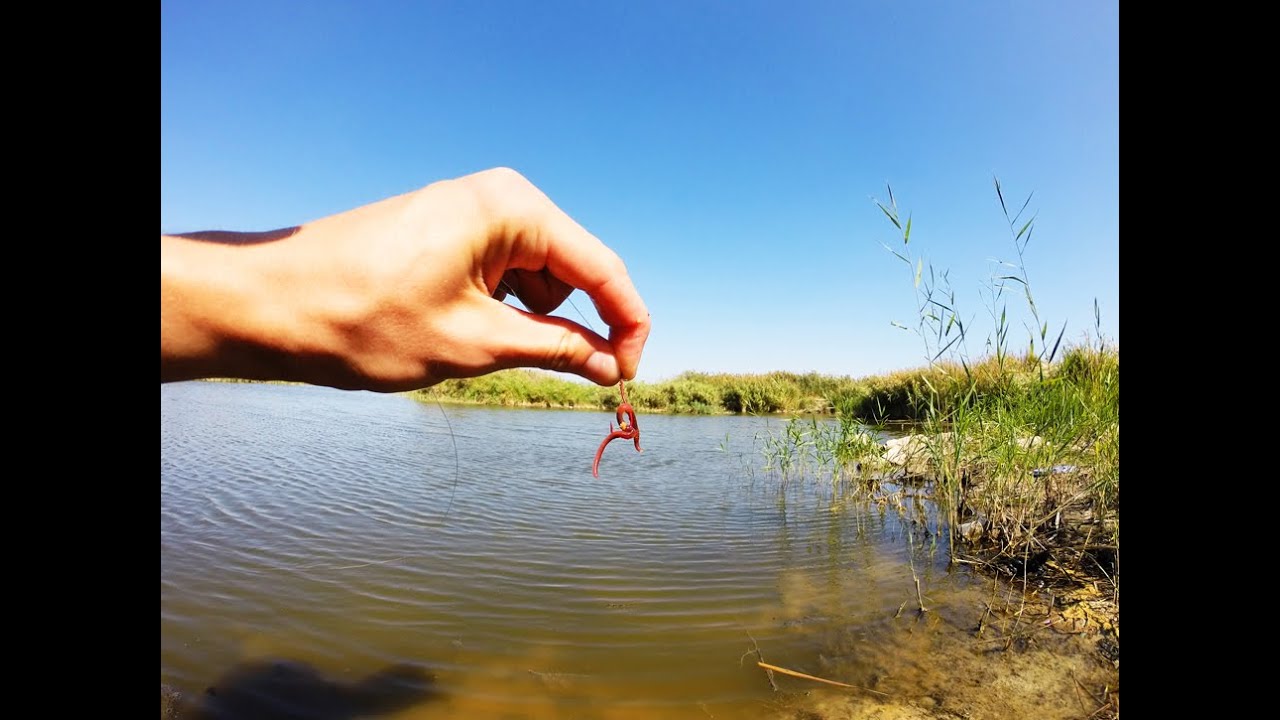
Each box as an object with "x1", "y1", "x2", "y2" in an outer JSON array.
[
  {"x1": 755, "y1": 343, "x2": 1119, "y2": 666},
  {"x1": 408, "y1": 346, "x2": 1116, "y2": 422}
]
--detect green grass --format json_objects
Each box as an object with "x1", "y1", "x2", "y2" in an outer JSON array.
[
  {"x1": 411, "y1": 370, "x2": 606, "y2": 409},
  {"x1": 410, "y1": 369, "x2": 864, "y2": 415}
]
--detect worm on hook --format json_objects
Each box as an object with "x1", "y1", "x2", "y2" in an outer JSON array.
[{"x1": 592, "y1": 380, "x2": 642, "y2": 477}]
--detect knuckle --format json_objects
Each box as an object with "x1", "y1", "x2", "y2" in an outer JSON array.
[
  {"x1": 458, "y1": 167, "x2": 537, "y2": 221},
  {"x1": 420, "y1": 167, "x2": 530, "y2": 211},
  {"x1": 477, "y1": 166, "x2": 529, "y2": 194},
  {"x1": 545, "y1": 327, "x2": 578, "y2": 373}
]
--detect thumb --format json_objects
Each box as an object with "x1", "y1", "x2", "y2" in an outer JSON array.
[{"x1": 478, "y1": 302, "x2": 621, "y2": 385}]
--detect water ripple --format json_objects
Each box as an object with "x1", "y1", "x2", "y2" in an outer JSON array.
[{"x1": 162, "y1": 382, "x2": 963, "y2": 718}]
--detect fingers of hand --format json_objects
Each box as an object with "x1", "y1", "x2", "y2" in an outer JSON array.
[
  {"x1": 465, "y1": 168, "x2": 652, "y2": 379},
  {"x1": 481, "y1": 303, "x2": 619, "y2": 385}
]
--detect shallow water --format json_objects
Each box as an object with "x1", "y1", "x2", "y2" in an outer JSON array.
[{"x1": 161, "y1": 382, "x2": 1104, "y2": 719}]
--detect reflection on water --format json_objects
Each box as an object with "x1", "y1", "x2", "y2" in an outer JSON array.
[{"x1": 162, "y1": 382, "x2": 1108, "y2": 719}]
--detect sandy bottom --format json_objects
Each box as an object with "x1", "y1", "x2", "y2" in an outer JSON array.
[{"x1": 764, "y1": 585, "x2": 1119, "y2": 720}]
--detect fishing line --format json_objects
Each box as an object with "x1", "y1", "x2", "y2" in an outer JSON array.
[
  {"x1": 430, "y1": 394, "x2": 461, "y2": 528},
  {"x1": 564, "y1": 294, "x2": 599, "y2": 335},
  {"x1": 314, "y1": 283, "x2": 603, "y2": 570},
  {"x1": 294, "y1": 396, "x2": 458, "y2": 572},
  {"x1": 430, "y1": 282, "x2": 599, "y2": 528}
]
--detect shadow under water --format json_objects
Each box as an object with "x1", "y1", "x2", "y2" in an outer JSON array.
[{"x1": 161, "y1": 659, "x2": 439, "y2": 720}]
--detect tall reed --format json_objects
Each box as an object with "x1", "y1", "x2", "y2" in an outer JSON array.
[{"x1": 759, "y1": 178, "x2": 1119, "y2": 597}]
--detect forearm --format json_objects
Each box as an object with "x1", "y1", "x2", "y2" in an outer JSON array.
[{"x1": 160, "y1": 234, "x2": 297, "y2": 383}]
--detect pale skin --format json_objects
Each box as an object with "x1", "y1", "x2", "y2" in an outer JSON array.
[{"x1": 161, "y1": 167, "x2": 651, "y2": 392}]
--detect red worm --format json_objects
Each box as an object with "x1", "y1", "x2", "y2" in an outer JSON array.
[{"x1": 592, "y1": 381, "x2": 642, "y2": 477}]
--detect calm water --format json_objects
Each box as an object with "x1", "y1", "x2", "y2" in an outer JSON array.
[{"x1": 161, "y1": 382, "x2": 987, "y2": 719}]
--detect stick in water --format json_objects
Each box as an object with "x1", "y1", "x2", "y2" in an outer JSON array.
[{"x1": 756, "y1": 662, "x2": 890, "y2": 696}]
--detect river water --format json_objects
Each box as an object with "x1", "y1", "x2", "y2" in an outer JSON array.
[{"x1": 161, "y1": 381, "x2": 1104, "y2": 719}]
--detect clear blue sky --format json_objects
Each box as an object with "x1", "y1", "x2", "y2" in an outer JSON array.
[{"x1": 161, "y1": 1, "x2": 1119, "y2": 383}]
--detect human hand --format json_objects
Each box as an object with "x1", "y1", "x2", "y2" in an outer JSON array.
[{"x1": 161, "y1": 167, "x2": 651, "y2": 391}]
